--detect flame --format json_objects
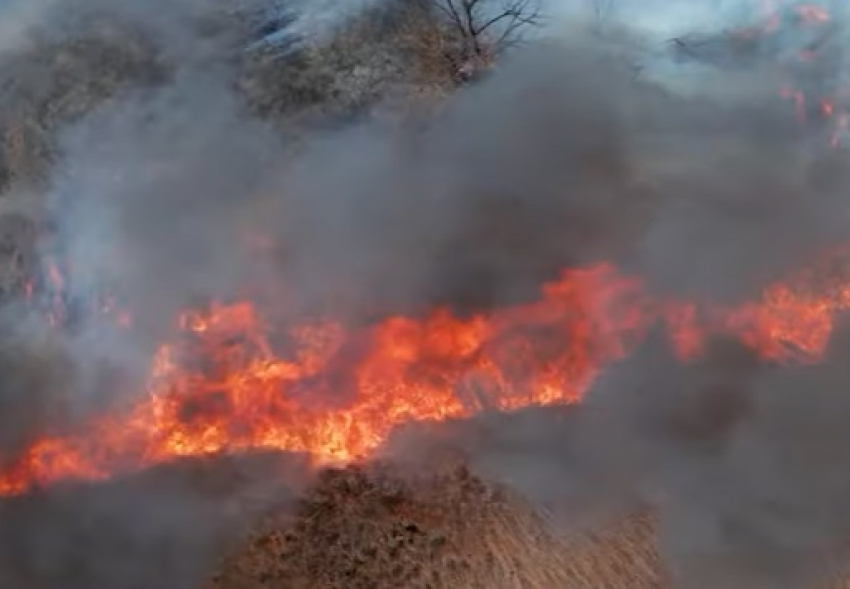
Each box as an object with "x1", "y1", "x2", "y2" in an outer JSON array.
[
  {"x1": 763, "y1": 2, "x2": 848, "y2": 144},
  {"x1": 2, "y1": 0, "x2": 849, "y2": 496},
  {"x1": 2, "y1": 244, "x2": 850, "y2": 496}
]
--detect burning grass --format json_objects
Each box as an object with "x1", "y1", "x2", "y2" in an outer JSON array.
[
  {"x1": 5, "y1": 251, "x2": 850, "y2": 496},
  {"x1": 7, "y1": 2, "x2": 850, "y2": 587}
]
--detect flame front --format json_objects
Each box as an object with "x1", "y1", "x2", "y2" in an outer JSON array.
[
  {"x1": 3, "y1": 250, "x2": 850, "y2": 496},
  {"x1": 2, "y1": 0, "x2": 849, "y2": 496}
]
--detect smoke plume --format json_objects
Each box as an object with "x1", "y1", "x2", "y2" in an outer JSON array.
[{"x1": 3, "y1": 0, "x2": 850, "y2": 586}]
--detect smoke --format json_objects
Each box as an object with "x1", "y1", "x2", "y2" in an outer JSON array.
[
  {"x1": 55, "y1": 72, "x2": 282, "y2": 354},
  {"x1": 52, "y1": 27, "x2": 656, "y2": 344},
  {"x1": 457, "y1": 324, "x2": 850, "y2": 587},
  {"x1": 3, "y1": 0, "x2": 850, "y2": 585},
  {"x1": 429, "y1": 25, "x2": 850, "y2": 587},
  {"x1": 0, "y1": 452, "x2": 311, "y2": 589},
  {"x1": 280, "y1": 0, "x2": 386, "y2": 41},
  {"x1": 0, "y1": 0, "x2": 61, "y2": 57}
]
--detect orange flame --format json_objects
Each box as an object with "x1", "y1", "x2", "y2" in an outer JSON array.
[
  {"x1": 764, "y1": 2, "x2": 848, "y2": 145},
  {"x1": 2, "y1": 0, "x2": 848, "y2": 496},
  {"x1": 2, "y1": 245, "x2": 850, "y2": 496}
]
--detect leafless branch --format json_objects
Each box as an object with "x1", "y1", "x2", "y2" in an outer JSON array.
[
  {"x1": 433, "y1": 0, "x2": 466, "y2": 37},
  {"x1": 431, "y1": 0, "x2": 543, "y2": 57},
  {"x1": 492, "y1": 0, "x2": 542, "y2": 50}
]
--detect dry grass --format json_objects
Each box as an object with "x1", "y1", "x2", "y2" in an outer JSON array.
[
  {"x1": 5, "y1": 434, "x2": 850, "y2": 588},
  {"x1": 236, "y1": 0, "x2": 462, "y2": 127},
  {"x1": 0, "y1": 211, "x2": 39, "y2": 300},
  {"x1": 0, "y1": 449, "x2": 663, "y2": 588},
  {"x1": 0, "y1": 2, "x2": 464, "y2": 193},
  {"x1": 208, "y1": 461, "x2": 664, "y2": 589},
  {"x1": 207, "y1": 458, "x2": 850, "y2": 588},
  {"x1": 1, "y1": 7, "x2": 846, "y2": 589},
  {"x1": 0, "y1": 17, "x2": 167, "y2": 188}
]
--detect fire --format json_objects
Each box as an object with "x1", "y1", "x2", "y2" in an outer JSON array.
[
  {"x1": 2, "y1": 246, "x2": 850, "y2": 497},
  {"x1": 761, "y1": 1, "x2": 850, "y2": 143},
  {"x1": 1, "y1": 0, "x2": 848, "y2": 497}
]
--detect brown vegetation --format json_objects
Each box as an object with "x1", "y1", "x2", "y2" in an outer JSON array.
[
  {"x1": 0, "y1": 1, "x2": 469, "y2": 321},
  {"x1": 4, "y1": 5, "x2": 849, "y2": 589},
  {"x1": 236, "y1": 1, "x2": 464, "y2": 127},
  {"x1": 0, "y1": 2, "x2": 468, "y2": 193},
  {"x1": 0, "y1": 17, "x2": 167, "y2": 189},
  {"x1": 209, "y1": 461, "x2": 664, "y2": 589}
]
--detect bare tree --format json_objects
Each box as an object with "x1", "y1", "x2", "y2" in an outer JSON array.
[{"x1": 431, "y1": 0, "x2": 543, "y2": 61}]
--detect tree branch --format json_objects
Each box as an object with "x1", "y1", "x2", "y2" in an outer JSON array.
[
  {"x1": 434, "y1": 0, "x2": 469, "y2": 38},
  {"x1": 431, "y1": 0, "x2": 542, "y2": 59}
]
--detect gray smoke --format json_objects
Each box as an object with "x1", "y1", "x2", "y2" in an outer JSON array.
[
  {"x1": 465, "y1": 325, "x2": 850, "y2": 587},
  {"x1": 3, "y1": 0, "x2": 850, "y2": 586},
  {"x1": 0, "y1": 452, "x2": 311, "y2": 589}
]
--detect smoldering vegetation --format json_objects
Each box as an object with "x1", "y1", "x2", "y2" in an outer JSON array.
[{"x1": 0, "y1": 0, "x2": 850, "y2": 587}]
